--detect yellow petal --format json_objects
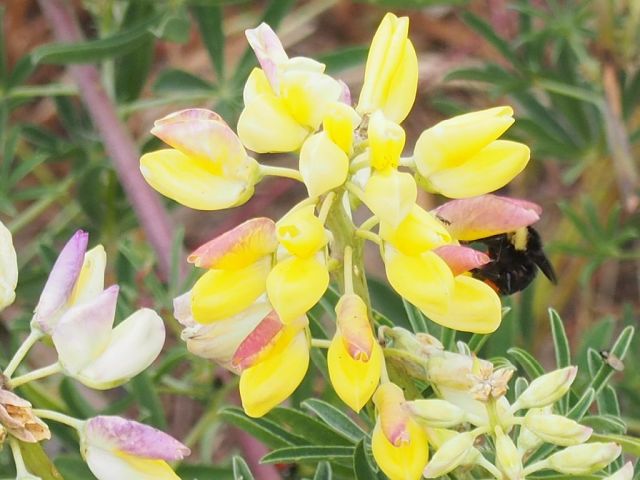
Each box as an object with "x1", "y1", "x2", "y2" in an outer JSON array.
[
  {"x1": 237, "y1": 93, "x2": 309, "y2": 153},
  {"x1": 280, "y1": 69, "x2": 342, "y2": 130},
  {"x1": 328, "y1": 333, "x2": 382, "y2": 412},
  {"x1": 364, "y1": 169, "x2": 417, "y2": 228},
  {"x1": 372, "y1": 419, "x2": 429, "y2": 480},
  {"x1": 373, "y1": 383, "x2": 411, "y2": 446},
  {"x1": 335, "y1": 294, "x2": 373, "y2": 359},
  {"x1": 299, "y1": 132, "x2": 349, "y2": 197},
  {"x1": 188, "y1": 217, "x2": 277, "y2": 270},
  {"x1": 427, "y1": 140, "x2": 530, "y2": 198},
  {"x1": 384, "y1": 248, "x2": 453, "y2": 317},
  {"x1": 414, "y1": 106, "x2": 514, "y2": 174},
  {"x1": 140, "y1": 149, "x2": 256, "y2": 210},
  {"x1": 323, "y1": 102, "x2": 361, "y2": 154},
  {"x1": 381, "y1": 40, "x2": 418, "y2": 124},
  {"x1": 369, "y1": 111, "x2": 406, "y2": 171},
  {"x1": 68, "y1": 245, "x2": 106, "y2": 306},
  {"x1": 243, "y1": 68, "x2": 274, "y2": 105},
  {"x1": 240, "y1": 325, "x2": 309, "y2": 417},
  {"x1": 276, "y1": 205, "x2": 328, "y2": 258},
  {"x1": 267, "y1": 255, "x2": 329, "y2": 323},
  {"x1": 427, "y1": 276, "x2": 501, "y2": 333},
  {"x1": 380, "y1": 205, "x2": 451, "y2": 255},
  {"x1": 191, "y1": 257, "x2": 271, "y2": 323},
  {"x1": 86, "y1": 449, "x2": 180, "y2": 480},
  {"x1": 358, "y1": 14, "x2": 417, "y2": 123}
]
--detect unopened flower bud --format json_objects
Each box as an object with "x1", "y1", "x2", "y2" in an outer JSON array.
[
  {"x1": 547, "y1": 442, "x2": 621, "y2": 475},
  {"x1": 406, "y1": 399, "x2": 466, "y2": 428},
  {"x1": 604, "y1": 462, "x2": 634, "y2": 480},
  {"x1": 512, "y1": 366, "x2": 576, "y2": 411},
  {"x1": 0, "y1": 390, "x2": 50, "y2": 443},
  {"x1": 524, "y1": 412, "x2": 592, "y2": 446},
  {"x1": 423, "y1": 430, "x2": 477, "y2": 478},
  {"x1": 495, "y1": 426, "x2": 523, "y2": 480}
]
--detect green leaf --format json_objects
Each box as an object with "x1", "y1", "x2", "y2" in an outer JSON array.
[
  {"x1": 153, "y1": 68, "x2": 215, "y2": 94},
  {"x1": 549, "y1": 308, "x2": 571, "y2": 413},
  {"x1": 191, "y1": 4, "x2": 225, "y2": 78},
  {"x1": 590, "y1": 433, "x2": 640, "y2": 456},
  {"x1": 0, "y1": 6, "x2": 7, "y2": 84},
  {"x1": 462, "y1": 12, "x2": 520, "y2": 66},
  {"x1": 468, "y1": 333, "x2": 489, "y2": 353},
  {"x1": 261, "y1": 446, "x2": 354, "y2": 464},
  {"x1": 313, "y1": 461, "x2": 333, "y2": 480},
  {"x1": 403, "y1": 298, "x2": 428, "y2": 333},
  {"x1": 597, "y1": 385, "x2": 621, "y2": 418},
  {"x1": 507, "y1": 347, "x2": 545, "y2": 378},
  {"x1": 568, "y1": 387, "x2": 595, "y2": 421},
  {"x1": 130, "y1": 371, "x2": 167, "y2": 429},
  {"x1": 177, "y1": 464, "x2": 234, "y2": 479},
  {"x1": 586, "y1": 326, "x2": 634, "y2": 397},
  {"x1": 267, "y1": 407, "x2": 353, "y2": 446},
  {"x1": 150, "y1": 6, "x2": 191, "y2": 43},
  {"x1": 353, "y1": 439, "x2": 383, "y2": 480},
  {"x1": 582, "y1": 415, "x2": 627, "y2": 434},
  {"x1": 19, "y1": 441, "x2": 64, "y2": 480},
  {"x1": 302, "y1": 399, "x2": 367, "y2": 443},
  {"x1": 31, "y1": 14, "x2": 162, "y2": 65},
  {"x1": 54, "y1": 456, "x2": 96, "y2": 480},
  {"x1": 319, "y1": 45, "x2": 369, "y2": 74},
  {"x1": 232, "y1": 456, "x2": 255, "y2": 480},
  {"x1": 220, "y1": 407, "x2": 304, "y2": 448}
]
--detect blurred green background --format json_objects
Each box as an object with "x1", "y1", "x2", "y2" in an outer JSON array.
[{"x1": 0, "y1": 0, "x2": 638, "y2": 478}]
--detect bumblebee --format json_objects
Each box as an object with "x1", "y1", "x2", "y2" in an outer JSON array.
[{"x1": 468, "y1": 226, "x2": 557, "y2": 295}]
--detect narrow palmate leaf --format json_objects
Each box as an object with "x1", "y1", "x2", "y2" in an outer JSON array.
[
  {"x1": 130, "y1": 371, "x2": 167, "y2": 429},
  {"x1": 267, "y1": 407, "x2": 353, "y2": 446},
  {"x1": 191, "y1": 4, "x2": 225, "y2": 78},
  {"x1": 313, "y1": 461, "x2": 333, "y2": 480},
  {"x1": 507, "y1": 347, "x2": 545, "y2": 378},
  {"x1": 220, "y1": 407, "x2": 303, "y2": 448},
  {"x1": 302, "y1": 399, "x2": 366, "y2": 443},
  {"x1": 403, "y1": 298, "x2": 428, "y2": 333},
  {"x1": 549, "y1": 308, "x2": 571, "y2": 413},
  {"x1": 232, "y1": 456, "x2": 255, "y2": 480},
  {"x1": 261, "y1": 446, "x2": 354, "y2": 464},
  {"x1": 582, "y1": 415, "x2": 627, "y2": 434},
  {"x1": 19, "y1": 441, "x2": 63, "y2": 480}
]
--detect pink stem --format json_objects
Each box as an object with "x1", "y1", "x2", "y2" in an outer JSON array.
[{"x1": 38, "y1": 0, "x2": 177, "y2": 278}]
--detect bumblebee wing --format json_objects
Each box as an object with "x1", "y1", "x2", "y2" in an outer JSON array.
[{"x1": 532, "y1": 251, "x2": 557, "y2": 284}]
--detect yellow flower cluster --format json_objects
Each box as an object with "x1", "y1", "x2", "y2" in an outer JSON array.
[{"x1": 140, "y1": 13, "x2": 535, "y2": 479}]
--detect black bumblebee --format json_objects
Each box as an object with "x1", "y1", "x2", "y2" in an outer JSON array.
[{"x1": 468, "y1": 226, "x2": 557, "y2": 295}]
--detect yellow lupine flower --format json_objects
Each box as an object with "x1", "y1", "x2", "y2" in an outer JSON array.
[
  {"x1": 372, "y1": 383, "x2": 429, "y2": 480},
  {"x1": 379, "y1": 205, "x2": 452, "y2": 256},
  {"x1": 368, "y1": 111, "x2": 406, "y2": 171},
  {"x1": 323, "y1": 102, "x2": 361, "y2": 155},
  {"x1": 328, "y1": 294, "x2": 382, "y2": 412},
  {"x1": 299, "y1": 132, "x2": 349, "y2": 197},
  {"x1": 413, "y1": 106, "x2": 530, "y2": 198},
  {"x1": 191, "y1": 257, "x2": 271, "y2": 324},
  {"x1": 266, "y1": 253, "x2": 329, "y2": 324},
  {"x1": 239, "y1": 321, "x2": 310, "y2": 417},
  {"x1": 358, "y1": 13, "x2": 418, "y2": 123},
  {"x1": 276, "y1": 205, "x2": 329, "y2": 258},
  {"x1": 363, "y1": 169, "x2": 417, "y2": 228},
  {"x1": 140, "y1": 109, "x2": 259, "y2": 210}
]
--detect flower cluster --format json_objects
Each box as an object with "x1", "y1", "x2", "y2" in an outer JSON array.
[
  {"x1": 375, "y1": 327, "x2": 631, "y2": 480},
  {"x1": 0, "y1": 225, "x2": 189, "y2": 480},
  {"x1": 139, "y1": 12, "x2": 551, "y2": 477}
]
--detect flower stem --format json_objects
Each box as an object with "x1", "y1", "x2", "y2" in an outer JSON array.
[
  {"x1": 259, "y1": 165, "x2": 304, "y2": 182},
  {"x1": 356, "y1": 229, "x2": 381, "y2": 245},
  {"x1": 476, "y1": 455, "x2": 502, "y2": 479},
  {"x1": 345, "y1": 182, "x2": 366, "y2": 203},
  {"x1": 343, "y1": 246, "x2": 354, "y2": 295},
  {"x1": 9, "y1": 362, "x2": 62, "y2": 388},
  {"x1": 31, "y1": 409, "x2": 84, "y2": 430},
  {"x1": 9, "y1": 437, "x2": 31, "y2": 478},
  {"x1": 318, "y1": 191, "x2": 336, "y2": 224},
  {"x1": 359, "y1": 216, "x2": 379, "y2": 232},
  {"x1": 3, "y1": 329, "x2": 44, "y2": 379},
  {"x1": 311, "y1": 339, "x2": 331, "y2": 349}
]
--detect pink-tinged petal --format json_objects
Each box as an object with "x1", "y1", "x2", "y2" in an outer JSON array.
[
  {"x1": 52, "y1": 285, "x2": 119, "y2": 375},
  {"x1": 151, "y1": 109, "x2": 247, "y2": 169},
  {"x1": 433, "y1": 245, "x2": 490, "y2": 276},
  {"x1": 433, "y1": 194, "x2": 541, "y2": 241},
  {"x1": 33, "y1": 230, "x2": 88, "y2": 332},
  {"x1": 84, "y1": 416, "x2": 190, "y2": 461},
  {"x1": 232, "y1": 310, "x2": 284, "y2": 369},
  {"x1": 173, "y1": 291, "x2": 196, "y2": 327},
  {"x1": 336, "y1": 294, "x2": 374, "y2": 360},
  {"x1": 373, "y1": 383, "x2": 411, "y2": 446},
  {"x1": 188, "y1": 218, "x2": 277, "y2": 270},
  {"x1": 337, "y1": 80, "x2": 352, "y2": 105},
  {"x1": 245, "y1": 23, "x2": 288, "y2": 93},
  {"x1": 182, "y1": 301, "x2": 272, "y2": 373}
]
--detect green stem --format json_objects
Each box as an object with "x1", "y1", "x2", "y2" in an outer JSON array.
[
  {"x1": 476, "y1": 455, "x2": 502, "y2": 479},
  {"x1": 343, "y1": 246, "x2": 354, "y2": 295},
  {"x1": 356, "y1": 229, "x2": 381, "y2": 245},
  {"x1": 9, "y1": 437, "x2": 32, "y2": 478},
  {"x1": 359, "y1": 216, "x2": 379, "y2": 232},
  {"x1": 522, "y1": 459, "x2": 549, "y2": 476},
  {"x1": 3, "y1": 329, "x2": 43, "y2": 379},
  {"x1": 318, "y1": 191, "x2": 336, "y2": 224},
  {"x1": 311, "y1": 338, "x2": 331, "y2": 349},
  {"x1": 259, "y1": 165, "x2": 304, "y2": 182},
  {"x1": 9, "y1": 362, "x2": 62, "y2": 388},
  {"x1": 31, "y1": 409, "x2": 84, "y2": 430}
]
